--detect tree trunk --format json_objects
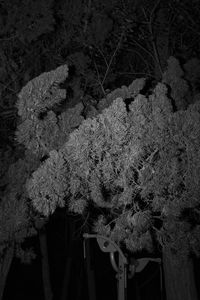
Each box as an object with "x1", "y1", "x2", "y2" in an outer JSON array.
[
  {"x1": 60, "y1": 255, "x2": 72, "y2": 300},
  {"x1": 85, "y1": 238, "x2": 96, "y2": 300},
  {"x1": 163, "y1": 248, "x2": 198, "y2": 300},
  {"x1": 39, "y1": 229, "x2": 53, "y2": 300},
  {"x1": 0, "y1": 244, "x2": 14, "y2": 300},
  {"x1": 60, "y1": 217, "x2": 75, "y2": 300}
]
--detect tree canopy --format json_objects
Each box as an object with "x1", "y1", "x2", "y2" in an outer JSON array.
[{"x1": 26, "y1": 62, "x2": 200, "y2": 260}]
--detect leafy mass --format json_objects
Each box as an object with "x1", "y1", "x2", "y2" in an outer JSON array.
[
  {"x1": 0, "y1": 63, "x2": 84, "y2": 265},
  {"x1": 15, "y1": 64, "x2": 84, "y2": 157},
  {"x1": 26, "y1": 65, "x2": 200, "y2": 258},
  {"x1": 1, "y1": 1, "x2": 200, "y2": 298}
]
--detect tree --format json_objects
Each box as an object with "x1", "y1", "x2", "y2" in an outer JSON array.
[
  {"x1": 0, "y1": 64, "x2": 81, "y2": 300},
  {"x1": 1, "y1": 0, "x2": 200, "y2": 298},
  {"x1": 0, "y1": 154, "x2": 38, "y2": 300},
  {"x1": 26, "y1": 60, "x2": 200, "y2": 300}
]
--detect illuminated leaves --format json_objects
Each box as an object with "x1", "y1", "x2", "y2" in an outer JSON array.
[
  {"x1": 15, "y1": 64, "x2": 84, "y2": 156},
  {"x1": 27, "y1": 150, "x2": 68, "y2": 216},
  {"x1": 26, "y1": 64, "x2": 200, "y2": 256}
]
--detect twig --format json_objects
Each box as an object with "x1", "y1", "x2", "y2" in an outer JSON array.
[
  {"x1": 129, "y1": 39, "x2": 157, "y2": 65},
  {"x1": 142, "y1": 3, "x2": 163, "y2": 76},
  {"x1": 149, "y1": 0, "x2": 161, "y2": 24},
  {"x1": 116, "y1": 71, "x2": 155, "y2": 79},
  {"x1": 83, "y1": 0, "x2": 92, "y2": 34},
  {"x1": 125, "y1": 47, "x2": 154, "y2": 75},
  {"x1": 93, "y1": 59, "x2": 106, "y2": 96},
  {"x1": 96, "y1": 46, "x2": 109, "y2": 68},
  {"x1": 93, "y1": 31, "x2": 124, "y2": 95},
  {"x1": 101, "y1": 31, "x2": 124, "y2": 86}
]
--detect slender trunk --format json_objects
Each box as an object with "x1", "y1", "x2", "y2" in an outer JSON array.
[
  {"x1": 60, "y1": 256, "x2": 72, "y2": 300},
  {"x1": 39, "y1": 229, "x2": 53, "y2": 300},
  {"x1": 76, "y1": 262, "x2": 83, "y2": 300},
  {"x1": 0, "y1": 244, "x2": 14, "y2": 300},
  {"x1": 85, "y1": 239, "x2": 96, "y2": 300},
  {"x1": 60, "y1": 217, "x2": 75, "y2": 300},
  {"x1": 163, "y1": 248, "x2": 198, "y2": 300}
]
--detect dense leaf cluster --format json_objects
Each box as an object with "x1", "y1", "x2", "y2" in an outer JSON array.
[
  {"x1": 15, "y1": 64, "x2": 84, "y2": 156},
  {"x1": 26, "y1": 66, "x2": 200, "y2": 257}
]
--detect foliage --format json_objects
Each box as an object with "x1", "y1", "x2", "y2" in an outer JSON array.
[
  {"x1": 0, "y1": 0, "x2": 55, "y2": 43},
  {"x1": 26, "y1": 63, "x2": 200, "y2": 258},
  {"x1": 0, "y1": 153, "x2": 39, "y2": 261},
  {"x1": 162, "y1": 56, "x2": 190, "y2": 110},
  {"x1": 97, "y1": 77, "x2": 146, "y2": 112},
  {"x1": 15, "y1": 64, "x2": 84, "y2": 157},
  {"x1": 0, "y1": 64, "x2": 84, "y2": 264},
  {"x1": 0, "y1": 1, "x2": 200, "y2": 294},
  {"x1": 1, "y1": 0, "x2": 200, "y2": 147},
  {"x1": 26, "y1": 72, "x2": 148, "y2": 216},
  {"x1": 184, "y1": 58, "x2": 200, "y2": 96}
]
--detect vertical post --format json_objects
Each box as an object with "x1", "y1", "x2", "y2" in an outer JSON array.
[{"x1": 83, "y1": 234, "x2": 128, "y2": 300}]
